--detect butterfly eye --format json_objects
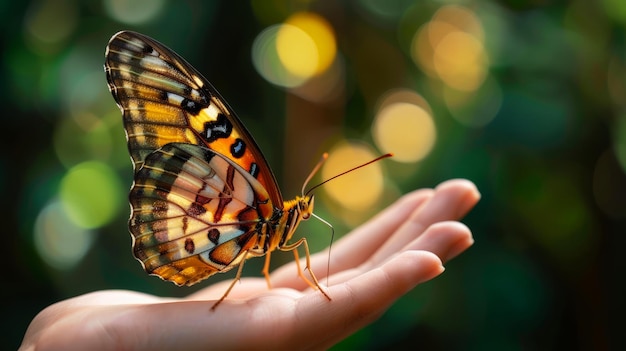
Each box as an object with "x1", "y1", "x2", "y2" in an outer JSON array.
[{"x1": 300, "y1": 196, "x2": 315, "y2": 220}]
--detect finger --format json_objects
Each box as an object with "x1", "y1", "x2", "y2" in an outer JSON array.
[
  {"x1": 402, "y1": 221, "x2": 474, "y2": 263},
  {"x1": 366, "y1": 179, "x2": 479, "y2": 267},
  {"x1": 329, "y1": 188, "x2": 435, "y2": 258},
  {"x1": 322, "y1": 221, "x2": 472, "y2": 286},
  {"x1": 269, "y1": 187, "x2": 434, "y2": 288},
  {"x1": 313, "y1": 179, "x2": 478, "y2": 277},
  {"x1": 185, "y1": 219, "x2": 470, "y2": 304},
  {"x1": 270, "y1": 179, "x2": 478, "y2": 291},
  {"x1": 289, "y1": 250, "x2": 444, "y2": 350}
]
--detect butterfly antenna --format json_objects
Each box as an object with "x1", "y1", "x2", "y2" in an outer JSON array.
[
  {"x1": 304, "y1": 152, "x2": 392, "y2": 285},
  {"x1": 312, "y1": 212, "x2": 334, "y2": 286},
  {"x1": 304, "y1": 153, "x2": 393, "y2": 197},
  {"x1": 301, "y1": 153, "x2": 329, "y2": 196}
]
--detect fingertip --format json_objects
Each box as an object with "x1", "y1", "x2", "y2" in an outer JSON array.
[
  {"x1": 388, "y1": 250, "x2": 445, "y2": 286},
  {"x1": 433, "y1": 179, "x2": 481, "y2": 218},
  {"x1": 404, "y1": 221, "x2": 474, "y2": 262},
  {"x1": 436, "y1": 178, "x2": 481, "y2": 200},
  {"x1": 436, "y1": 178, "x2": 476, "y2": 190}
]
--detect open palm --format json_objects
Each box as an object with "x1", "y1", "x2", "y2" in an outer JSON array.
[{"x1": 20, "y1": 179, "x2": 479, "y2": 351}]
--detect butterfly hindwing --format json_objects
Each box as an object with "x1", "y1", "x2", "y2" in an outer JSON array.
[
  {"x1": 130, "y1": 143, "x2": 272, "y2": 285},
  {"x1": 105, "y1": 30, "x2": 283, "y2": 205}
]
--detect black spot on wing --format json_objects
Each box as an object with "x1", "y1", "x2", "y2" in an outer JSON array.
[
  {"x1": 141, "y1": 43, "x2": 154, "y2": 54},
  {"x1": 159, "y1": 90, "x2": 169, "y2": 101},
  {"x1": 204, "y1": 113, "x2": 233, "y2": 142},
  {"x1": 207, "y1": 228, "x2": 220, "y2": 245},
  {"x1": 230, "y1": 138, "x2": 246, "y2": 158},
  {"x1": 184, "y1": 238, "x2": 195, "y2": 254},
  {"x1": 188, "y1": 202, "x2": 206, "y2": 216},
  {"x1": 249, "y1": 163, "x2": 259, "y2": 178},
  {"x1": 181, "y1": 98, "x2": 204, "y2": 115}
]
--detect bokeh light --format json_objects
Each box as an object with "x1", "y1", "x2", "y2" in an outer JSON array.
[
  {"x1": 276, "y1": 24, "x2": 318, "y2": 79},
  {"x1": 34, "y1": 200, "x2": 95, "y2": 270},
  {"x1": 252, "y1": 24, "x2": 306, "y2": 88},
  {"x1": 59, "y1": 161, "x2": 124, "y2": 229},
  {"x1": 252, "y1": 11, "x2": 337, "y2": 89},
  {"x1": 411, "y1": 5, "x2": 489, "y2": 92},
  {"x1": 434, "y1": 31, "x2": 488, "y2": 91},
  {"x1": 321, "y1": 141, "x2": 385, "y2": 211},
  {"x1": 23, "y1": 0, "x2": 77, "y2": 53},
  {"x1": 602, "y1": 0, "x2": 626, "y2": 24},
  {"x1": 373, "y1": 90, "x2": 436, "y2": 163},
  {"x1": 52, "y1": 107, "x2": 129, "y2": 170},
  {"x1": 103, "y1": 0, "x2": 165, "y2": 25},
  {"x1": 282, "y1": 12, "x2": 336, "y2": 76}
]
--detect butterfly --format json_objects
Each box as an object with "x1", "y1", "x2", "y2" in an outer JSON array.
[{"x1": 104, "y1": 31, "x2": 332, "y2": 308}]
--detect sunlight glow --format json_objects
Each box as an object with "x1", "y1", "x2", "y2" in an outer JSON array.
[
  {"x1": 253, "y1": 12, "x2": 337, "y2": 88},
  {"x1": 281, "y1": 12, "x2": 337, "y2": 77},
  {"x1": 321, "y1": 142, "x2": 384, "y2": 210},
  {"x1": 59, "y1": 161, "x2": 123, "y2": 228},
  {"x1": 34, "y1": 201, "x2": 95, "y2": 270},
  {"x1": 411, "y1": 5, "x2": 488, "y2": 92},
  {"x1": 103, "y1": 0, "x2": 165, "y2": 25},
  {"x1": 252, "y1": 25, "x2": 306, "y2": 88},
  {"x1": 24, "y1": 0, "x2": 78, "y2": 46},
  {"x1": 373, "y1": 90, "x2": 436, "y2": 163},
  {"x1": 276, "y1": 24, "x2": 318, "y2": 79}
]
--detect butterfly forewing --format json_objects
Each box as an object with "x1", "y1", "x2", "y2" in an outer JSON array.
[{"x1": 105, "y1": 31, "x2": 283, "y2": 205}]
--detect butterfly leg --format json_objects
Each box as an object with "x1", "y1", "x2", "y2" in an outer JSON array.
[
  {"x1": 211, "y1": 250, "x2": 250, "y2": 310},
  {"x1": 280, "y1": 238, "x2": 331, "y2": 301},
  {"x1": 262, "y1": 250, "x2": 273, "y2": 289}
]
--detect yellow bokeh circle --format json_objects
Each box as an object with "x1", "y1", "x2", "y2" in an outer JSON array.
[
  {"x1": 276, "y1": 24, "x2": 318, "y2": 79},
  {"x1": 373, "y1": 102, "x2": 436, "y2": 163},
  {"x1": 277, "y1": 12, "x2": 337, "y2": 79},
  {"x1": 410, "y1": 4, "x2": 488, "y2": 92},
  {"x1": 321, "y1": 142, "x2": 384, "y2": 210},
  {"x1": 434, "y1": 31, "x2": 488, "y2": 91}
]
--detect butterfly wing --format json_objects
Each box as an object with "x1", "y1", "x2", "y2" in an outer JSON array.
[
  {"x1": 131, "y1": 142, "x2": 272, "y2": 286},
  {"x1": 104, "y1": 31, "x2": 284, "y2": 285},
  {"x1": 105, "y1": 30, "x2": 283, "y2": 205}
]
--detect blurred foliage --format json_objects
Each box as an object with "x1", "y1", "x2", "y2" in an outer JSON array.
[{"x1": 2, "y1": 0, "x2": 625, "y2": 350}]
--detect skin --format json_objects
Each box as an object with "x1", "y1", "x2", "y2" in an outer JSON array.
[{"x1": 20, "y1": 179, "x2": 480, "y2": 351}]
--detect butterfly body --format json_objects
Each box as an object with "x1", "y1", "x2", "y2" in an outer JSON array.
[{"x1": 105, "y1": 31, "x2": 326, "y2": 305}]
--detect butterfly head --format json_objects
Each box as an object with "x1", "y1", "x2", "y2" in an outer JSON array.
[{"x1": 297, "y1": 195, "x2": 315, "y2": 220}]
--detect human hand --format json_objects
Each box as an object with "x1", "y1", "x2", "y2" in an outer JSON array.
[{"x1": 20, "y1": 179, "x2": 479, "y2": 351}]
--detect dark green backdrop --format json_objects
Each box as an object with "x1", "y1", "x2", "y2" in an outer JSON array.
[{"x1": 3, "y1": 1, "x2": 625, "y2": 350}]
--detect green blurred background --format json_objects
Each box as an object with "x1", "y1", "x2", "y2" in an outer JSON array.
[{"x1": 3, "y1": 0, "x2": 625, "y2": 350}]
